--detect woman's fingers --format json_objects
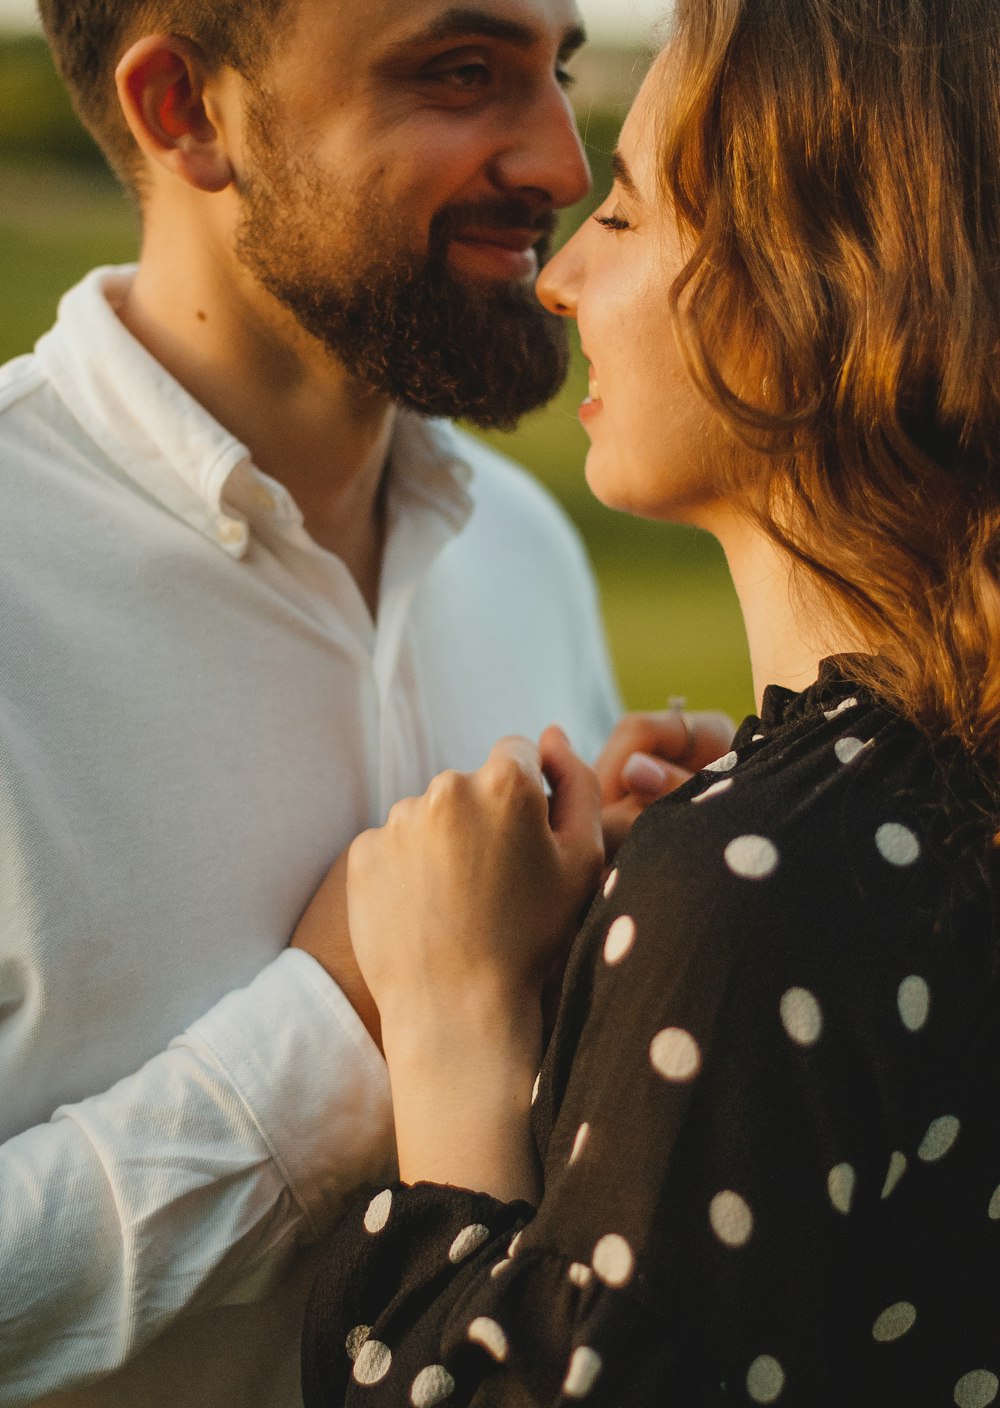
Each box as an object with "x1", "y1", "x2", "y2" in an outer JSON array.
[
  {"x1": 621, "y1": 751, "x2": 693, "y2": 799},
  {"x1": 595, "y1": 708, "x2": 736, "y2": 803}
]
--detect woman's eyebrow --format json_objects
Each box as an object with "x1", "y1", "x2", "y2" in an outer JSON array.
[{"x1": 611, "y1": 150, "x2": 639, "y2": 199}]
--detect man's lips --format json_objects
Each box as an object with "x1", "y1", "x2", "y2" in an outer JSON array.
[
  {"x1": 447, "y1": 225, "x2": 551, "y2": 279},
  {"x1": 451, "y1": 226, "x2": 544, "y2": 253}
]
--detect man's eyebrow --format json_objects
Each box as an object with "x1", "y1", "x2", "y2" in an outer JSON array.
[
  {"x1": 383, "y1": 9, "x2": 587, "y2": 58},
  {"x1": 611, "y1": 149, "x2": 639, "y2": 198}
]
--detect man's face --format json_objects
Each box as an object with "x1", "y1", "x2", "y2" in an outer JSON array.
[{"x1": 234, "y1": 0, "x2": 591, "y2": 428}]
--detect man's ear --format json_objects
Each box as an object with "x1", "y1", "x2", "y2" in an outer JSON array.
[{"x1": 116, "y1": 35, "x2": 234, "y2": 193}]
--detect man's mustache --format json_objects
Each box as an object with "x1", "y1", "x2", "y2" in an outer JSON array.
[{"x1": 431, "y1": 199, "x2": 558, "y2": 246}]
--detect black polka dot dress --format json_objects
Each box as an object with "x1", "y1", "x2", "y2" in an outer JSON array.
[{"x1": 302, "y1": 661, "x2": 1000, "y2": 1407}]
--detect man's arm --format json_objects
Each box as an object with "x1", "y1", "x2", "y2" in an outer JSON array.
[{"x1": 0, "y1": 951, "x2": 393, "y2": 1404}]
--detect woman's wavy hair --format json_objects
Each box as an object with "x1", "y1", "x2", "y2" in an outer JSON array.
[
  {"x1": 38, "y1": 0, "x2": 289, "y2": 187},
  {"x1": 657, "y1": 0, "x2": 1000, "y2": 775}
]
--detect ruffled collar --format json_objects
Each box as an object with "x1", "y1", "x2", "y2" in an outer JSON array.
[{"x1": 734, "y1": 655, "x2": 874, "y2": 746}]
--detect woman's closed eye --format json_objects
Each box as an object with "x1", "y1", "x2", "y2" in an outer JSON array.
[{"x1": 593, "y1": 208, "x2": 633, "y2": 232}]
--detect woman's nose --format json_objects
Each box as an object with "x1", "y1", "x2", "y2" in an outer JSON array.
[{"x1": 536, "y1": 232, "x2": 583, "y2": 317}]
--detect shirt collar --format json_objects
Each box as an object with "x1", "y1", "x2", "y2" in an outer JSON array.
[{"x1": 35, "y1": 264, "x2": 474, "y2": 558}]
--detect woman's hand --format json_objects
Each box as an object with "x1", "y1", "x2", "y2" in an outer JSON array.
[
  {"x1": 348, "y1": 725, "x2": 603, "y2": 1037},
  {"x1": 347, "y1": 726, "x2": 603, "y2": 1201},
  {"x1": 598, "y1": 708, "x2": 736, "y2": 857}
]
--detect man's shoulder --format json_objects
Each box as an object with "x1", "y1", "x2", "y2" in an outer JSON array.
[
  {"x1": 0, "y1": 348, "x2": 95, "y2": 486},
  {"x1": 447, "y1": 425, "x2": 587, "y2": 559},
  {"x1": 0, "y1": 352, "x2": 48, "y2": 420}
]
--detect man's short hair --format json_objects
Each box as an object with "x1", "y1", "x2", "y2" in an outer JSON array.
[{"x1": 37, "y1": 0, "x2": 290, "y2": 187}]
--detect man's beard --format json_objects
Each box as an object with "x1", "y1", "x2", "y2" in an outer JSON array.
[{"x1": 235, "y1": 127, "x2": 569, "y2": 430}]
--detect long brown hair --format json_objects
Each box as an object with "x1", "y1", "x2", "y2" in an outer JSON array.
[{"x1": 657, "y1": 0, "x2": 1000, "y2": 778}]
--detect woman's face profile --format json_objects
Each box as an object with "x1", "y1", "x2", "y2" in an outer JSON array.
[{"x1": 536, "y1": 57, "x2": 725, "y2": 530}]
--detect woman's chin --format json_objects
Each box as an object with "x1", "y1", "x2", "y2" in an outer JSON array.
[{"x1": 584, "y1": 454, "x2": 660, "y2": 519}]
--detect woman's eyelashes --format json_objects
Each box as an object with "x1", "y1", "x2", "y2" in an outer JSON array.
[{"x1": 593, "y1": 208, "x2": 633, "y2": 232}]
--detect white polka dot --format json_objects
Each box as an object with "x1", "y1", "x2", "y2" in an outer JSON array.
[
  {"x1": 918, "y1": 1114, "x2": 960, "y2": 1162},
  {"x1": 592, "y1": 1233, "x2": 634, "y2": 1287},
  {"x1": 411, "y1": 1364, "x2": 455, "y2": 1407},
  {"x1": 490, "y1": 1258, "x2": 512, "y2": 1278},
  {"x1": 881, "y1": 1151, "x2": 908, "y2": 1199},
  {"x1": 449, "y1": 1224, "x2": 490, "y2": 1264},
  {"x1": 955, "y1": 1370, "x2": 1000, "y2": 1407},
  {"x1": 569, "y1": 1123, "x2": 590, "y2": 1166},
  {"x1": 725, "y1": 834, "x2": 779, "y2": 879},
  {"x1": 531, "y1": 1071, "x2": 541, "y2": 1105},
  {"x1": 693, "y1": 778, "x2": 734, "y2": 804},
  {"x1": 507, "y1": 1230, "x2": 523, "y2": 1257},
  {"x1": 564, "y1": 1346, "x2": 603, "y2": 1398},
  {"x1": 988, "y1": 1185, "x2": 1000, "y2": 1220},
  {"x1": 704, "y1": 750, "x2": 739, "y2": 773},
  {"x1": 354, "y1": 1339, "x2": 392, "y2": 1385},
  {"x1": 604, "y1": 915, "x2": 636, "y2": 965},
  {"x1": 872, "y1": 1301, "x2": 917, "y2": 1342},
  {"x1": 897, "y1": 975, "x2": 930, "y2": 1032},
  {"x1": 875, "y1": 822, "x2": 921, "y2": 866},
  {"x1": 752, "y1": 733, "x2": 766, "y2": 742},
  {"x1": 603, "y1": 868, "x2": 619, "y2": 899},
  {"x1": 467, "y1": 1317, "x2": 508, "y2": 1362},
  {"x1": 346, "y1": 1325, "x2": 371, "y2": 1362},
  {"x1": 780, "y1": 987, "x2": 823, "y2": 1045},
  {"x1": 650, "y1": 1027, "x2": 702, "y2": 1082},
  {"x1": 709, "y1": 1190, "x2": 754, "y2": 1247},
  {"x1": 747, "y1": 1354, "x2": 786, "y2": 1403},
  {"x1": 364, "y1": 1189, "x2": 392, "y2": 1234},
  {"x1": 568, "y1": 1262, "x2": 593, "y2": 1287},
  {"x1": 835, "y1": 736, "x2": 872, "y2": 765},
  {"x1": 827, "y1": 1163, "x2": 856, "y2": 1215},
  {"x1": 824, "y1": 696, "x2": 859, "y2": 720}
]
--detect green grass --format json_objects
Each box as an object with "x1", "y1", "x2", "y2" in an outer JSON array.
[{"x1": 0, "y1": 158, "x2": 754, "y2": 722}]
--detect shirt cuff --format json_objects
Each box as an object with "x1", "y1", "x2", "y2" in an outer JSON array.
[{"x1": 173, "y1": 949, "x2": 395, "y2": 1238}]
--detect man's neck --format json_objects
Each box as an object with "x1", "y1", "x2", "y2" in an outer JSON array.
[{"x1": 119, "y1": 242, "x2": 395, "y2": 616}]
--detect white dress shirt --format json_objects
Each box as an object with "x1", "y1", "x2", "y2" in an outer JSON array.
[{"x1": 0, "y1": 267, "x2": 619, "y2": 1408}]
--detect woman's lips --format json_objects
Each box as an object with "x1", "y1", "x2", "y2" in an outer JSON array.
[{"x1": 580, "y1": 360, "x2": 603, "y2": 422}]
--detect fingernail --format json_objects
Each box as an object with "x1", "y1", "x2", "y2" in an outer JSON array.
[{"x1": 622, "y1": 751, "x2": 669, "y2": 795}]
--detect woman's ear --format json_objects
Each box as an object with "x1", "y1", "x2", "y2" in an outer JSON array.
[{"x1": 115, "y1": 35, "x2": 234, "y2": 193}]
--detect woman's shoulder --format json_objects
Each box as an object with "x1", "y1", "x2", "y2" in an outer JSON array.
[
  {"x1": 623, "y1": 658, "x2": 987, "y2": 896},
  {"x1": 574, "y1": 658, "x2": 996, "y2": 1008},
  {"x1": 537, "y1": 657, "x2": 998, "y2": 1173}
]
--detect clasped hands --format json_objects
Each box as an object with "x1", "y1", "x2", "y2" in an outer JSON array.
[{"x1": 291, "y1": 708, "x2": 734, "y2": 1048}]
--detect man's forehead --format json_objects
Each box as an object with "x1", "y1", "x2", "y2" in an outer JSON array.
[{"x1": 295, "y1": 0, "x2": 586, "y2": 54}]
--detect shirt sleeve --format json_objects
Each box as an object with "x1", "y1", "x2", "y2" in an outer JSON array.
[
  {"x1": 0, "y1": 949, "x2": 394, "y2": 1404},
  {"x1": 301, "y1": 745, "x2": 1000, "y2": 1406}
]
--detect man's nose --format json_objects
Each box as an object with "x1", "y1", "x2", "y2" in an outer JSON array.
[{"x1": 490, "y1": 85, "x2": 591, "y2": 210}]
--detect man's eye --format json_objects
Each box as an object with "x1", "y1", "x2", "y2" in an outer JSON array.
[
  {"x1": 555, "y1": 65, "x2": 577, "y2": 91},
  {"x1": 432, "y1": 63, "x2": 491, "y2": 90}
]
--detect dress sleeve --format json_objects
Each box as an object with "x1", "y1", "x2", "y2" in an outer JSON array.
[
  {"x1": 301, "y1": 796, "x2": 744, "y2": 1408},
  {"x1": 302, "y1": 746, "x2": 1000, "y2": 1406}
]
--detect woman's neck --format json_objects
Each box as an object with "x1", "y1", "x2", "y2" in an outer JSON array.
[{"x1": 709, "y1": 511, "x2": 866, "y2": 713}]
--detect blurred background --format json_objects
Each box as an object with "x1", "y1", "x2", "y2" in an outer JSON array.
[{"x1": 0, "y1": 1, "x2": 753, "y2": 721}]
